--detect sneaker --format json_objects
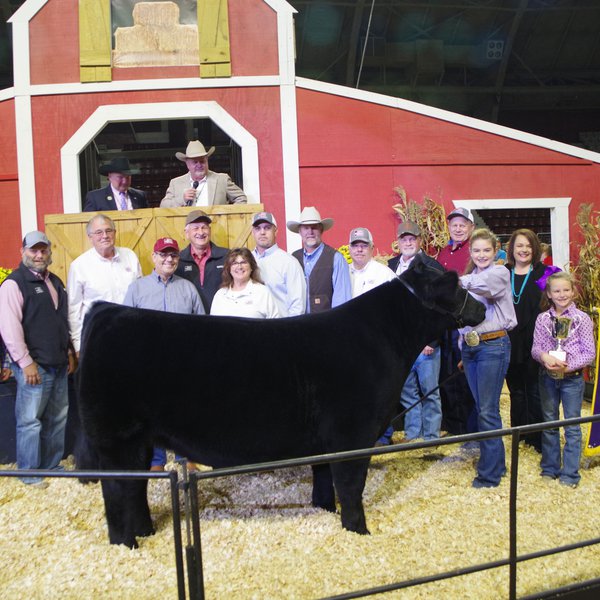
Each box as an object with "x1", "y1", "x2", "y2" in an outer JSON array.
[
  {"x1": 472, "y1": 477, "x2": 499, "y2": 489},
  {"x1": 559, "y1": 480, "x2": 578, "y2": 489}
]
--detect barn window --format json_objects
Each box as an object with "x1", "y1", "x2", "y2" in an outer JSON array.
[{"x1": 79, "y1": 117, "x2": 242, "y2": 208}]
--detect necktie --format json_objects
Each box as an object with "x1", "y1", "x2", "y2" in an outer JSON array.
[{"x1": 119, "y1": 192, "x2": 128, "y2": 210}]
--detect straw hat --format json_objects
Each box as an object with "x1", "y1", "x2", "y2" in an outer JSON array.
[
  {"x1": 175, "y1": 140, "x2": 216, "y2": 162},
  {"x1": 286, "y1": 207, "x2": 334, "y2": 233}
]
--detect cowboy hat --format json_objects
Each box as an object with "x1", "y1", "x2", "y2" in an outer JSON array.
[
  {"x1": 175, "y1": 140, "x2": 216, "y2": 162},
  {"x1": 98, "y1": 157, "x2": 140, "y2": 176},
  {"x1": 286, "y1": 207, "x2": 334, "y2": 233}
]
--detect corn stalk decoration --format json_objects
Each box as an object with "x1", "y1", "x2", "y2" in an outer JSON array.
[
  {"x1": 391, "y1": 186, "x2": 449, "y2": 257},
  {"x1": 571, "y1": 203, "x2": 600, "y2": 380}
]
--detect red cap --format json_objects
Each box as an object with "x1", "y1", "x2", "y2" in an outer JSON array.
[{"x1": 153, "y1": 237, "x2": 180, "y2": 253}]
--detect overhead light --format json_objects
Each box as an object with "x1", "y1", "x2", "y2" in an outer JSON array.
[{"x1": 486, "y1": 40, "x2": 504, "y2": 60}]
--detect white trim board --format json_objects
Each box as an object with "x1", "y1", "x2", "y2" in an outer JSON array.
[
  {"x1": 61, "y1": 101, "x2": 260, "y2": 213},
  {"x1": 451, "y1": 198, "x2": 571, "y2": 270}
]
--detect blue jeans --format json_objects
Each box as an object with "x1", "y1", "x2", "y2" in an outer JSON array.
[
  {"x1": 400, "y1": 347, "x2": 442, "y2": 440},
  {"x1": 12, "y1": 362, "x2": 69, "y2": 484},
  {"x1": 151, "y1": 447, "x2": 184, "y2": 468},
  {"x1": 539, "y1": 371, "x2": 584, "y2": 485},
  {"x1": 461, "y1": 336, "x2": 510, "y2": 486}
]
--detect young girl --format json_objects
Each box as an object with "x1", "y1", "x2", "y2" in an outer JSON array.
[
  {"x1": 459, "y1": 229, "x2": 517, "y2": 488},
  {"x1": 531, "y1": 272, "x2": 596, "y2": 488}
]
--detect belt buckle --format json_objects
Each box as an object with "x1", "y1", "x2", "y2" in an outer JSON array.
[
  {"x1": 465, "y1": 331, "x2": 480, "y2": 347},
  {"x1": 547, "y1": 369, "x2": 564, "y2": 380}
]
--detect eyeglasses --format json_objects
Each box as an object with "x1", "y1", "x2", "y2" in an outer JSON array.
[
  {"x1": 156, "y1": 252, "x2": 179, "y2": 260},
  {"x1": 90, "y1": 229, "x2": 115, "y2": 236},
  {"x1": 231, "y1": 260, "x2": 249, "y2": 267}
]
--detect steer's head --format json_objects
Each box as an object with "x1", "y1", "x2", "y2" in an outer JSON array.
[{"x1": 400, "y1": 254, "x2": 485, "y2": 328}]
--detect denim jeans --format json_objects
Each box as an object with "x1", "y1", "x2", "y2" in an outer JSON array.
[
  {"x1": 461, "y1": 336, "x2": 510, "y2": 486},
  {"x1": 11, "y1": 362, "x2": 69, "y2": 484},
  {"x1": 539, "y1": 371, "x2": 584, "y2": 485},
  {"x1": 151, "y1": 447, "x2": 184, "y2": 467},
  {"x1": 400, "y1": 347, "x2": 442, "y2": 440}
]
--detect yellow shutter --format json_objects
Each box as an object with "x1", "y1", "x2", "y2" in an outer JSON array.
[
  {"x1": 79, "y1": 0, "x2": 112, "y2": 82},
  {"x1": 198, "y1": 0, "x2": 232, "y2": 78}
]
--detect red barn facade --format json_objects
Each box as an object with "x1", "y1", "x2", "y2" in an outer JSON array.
[{"x1": 1, "y1": 0, "x2": 599, "y2": 268}]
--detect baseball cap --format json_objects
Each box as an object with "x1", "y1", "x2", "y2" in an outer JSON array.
[
  {"x1": 22, "y1": 231, "x2": 50, "y2": 248},
  {"x1": 252, "y1": 211, "x2": 277, "y2": 227},
  {"x1": 185, "y1": 210, "x2": 212, "y2": 225},
  {"x1": 349, "y1": 227, "x2": 373, "y2": 245},
  {"x1": 447, "y1": 207, "x2": 473, "y2": 223},
  {"x1": 153, "y1": 238, "x2": 180, "y2": 253},
  {"x1": 397, "y1": 222, "x2": 421, "y2": 238}
]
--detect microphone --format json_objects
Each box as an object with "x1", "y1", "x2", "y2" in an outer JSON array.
[{"x1": 186, "y1": 181, "x2": 200, "y2": 206}]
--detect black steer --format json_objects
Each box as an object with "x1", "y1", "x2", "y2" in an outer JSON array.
[{"x1": 76, "y1": 255, "x2": 484, "y2": 547}]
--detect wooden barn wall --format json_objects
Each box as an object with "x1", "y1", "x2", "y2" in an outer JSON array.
[
  {"x1": 0, "y1": 101, "x2": 20, "y2": 267},
  {"x1": 29, "y1": 0, "x2": 279, "y2": 85},
  {"x1": 27, "y1": 86, "x2": 284, "y2": 224},
  {"x1": 295, "y1": 89, "x2": 600, "y2": 259}
]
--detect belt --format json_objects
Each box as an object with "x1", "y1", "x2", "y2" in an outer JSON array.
[
  {"x1": 463, "y1": 329, "x2": 507, "y2": 347},
  {"x1": 546, "y1": 369, "x2": 582, "y2": 380}
]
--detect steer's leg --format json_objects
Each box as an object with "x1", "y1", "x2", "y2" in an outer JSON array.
[
  {"x1": 311, "y1": 463, "x2": 336, "y2": 512},
  {"x1": 101, "y1": 479, "x2": 140, "y2": 547},
  {"x1": 99, "y1": 441, "x2": 154, "y2": 547},
  {"x1": 330, "y1": 458, "x2": 370, "y2": 534}
]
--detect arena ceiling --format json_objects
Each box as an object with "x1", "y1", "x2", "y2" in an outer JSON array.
[
  {"x1": 1, "y1": 1, "x2": 599, "y2": 147},
  {"x1": 288, "y1": 0, "x2": 600, "y2": 147}
]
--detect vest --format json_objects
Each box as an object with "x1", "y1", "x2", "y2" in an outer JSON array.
[
  {"x1": 293, "y1": 244, "x2": 336, "y2": 313},
  {"x1": 7, "y1": 263, "x2": 70, "y2": 368}
]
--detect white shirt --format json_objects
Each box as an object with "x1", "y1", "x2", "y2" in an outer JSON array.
[
  {"x1": 394, "y1": 254, "x2": 417, "y2": 276},
  {"x1": 111, "y1": 185, "x2": 133, "y2": 210},
  {"x1": 68, "y1": 247, "x2": 142, "y2": 351},
  {"x1": 350, "y1": 259, "x2": 396, "y2": 298},
  {"x1": 210, "y1": 280, "x2": 280, "y2": 319},
  {"x1": 191, "y1": 176, "x2": 209, "y2": 206},
  {"x1": 252, "y1": 244, "x2": 306, "y2": 317}
]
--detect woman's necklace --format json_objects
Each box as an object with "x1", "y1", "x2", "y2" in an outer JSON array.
[{"x1": 511, "y1": 264, "x2": 532, "y2": 304}]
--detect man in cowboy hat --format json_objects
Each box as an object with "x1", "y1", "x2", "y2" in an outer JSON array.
[
  {"x1": 83, "y1": 157, "x2": 148, "y2": 212},
  {"x1": 160, "y1": 140, "x2": 247, "y2": 207},
  {"x1": 287, "y1": 207, "x2": 351, "y2": 313}
]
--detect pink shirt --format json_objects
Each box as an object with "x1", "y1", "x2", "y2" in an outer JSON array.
[
  {"x1": 0, "y1": 270, "x2": 59, "y2": 368},
  {"x1": 532, "y1": 303, "x2": 596, "y2": 372}
]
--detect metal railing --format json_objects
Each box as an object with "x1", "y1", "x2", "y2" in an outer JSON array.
[
  {"x1": 185, "y1": 413, "x2": 600, "y2": 600},
  {"x1": 2, "y1": 414, "x2": 600, "y2": 599}
]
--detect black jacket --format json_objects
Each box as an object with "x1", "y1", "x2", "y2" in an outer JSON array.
[
  {"x1": 83, "y1": 185, "x2": 148, "y2": 212},
  {"x1": 176, "y1": 242, "x2": 228, "y2": 313}
]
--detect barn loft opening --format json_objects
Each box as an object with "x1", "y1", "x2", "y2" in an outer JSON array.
[{"x1": 78, "y1": 118, "x2": 243, "y2": 208}]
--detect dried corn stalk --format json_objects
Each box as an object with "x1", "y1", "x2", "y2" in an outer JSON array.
[
  {"x1": 572, "y1": 204, "x2": 600, "y2": 377},
  {"x1": 391, "y1": 186, "x2": 449, "y2": 258}
]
